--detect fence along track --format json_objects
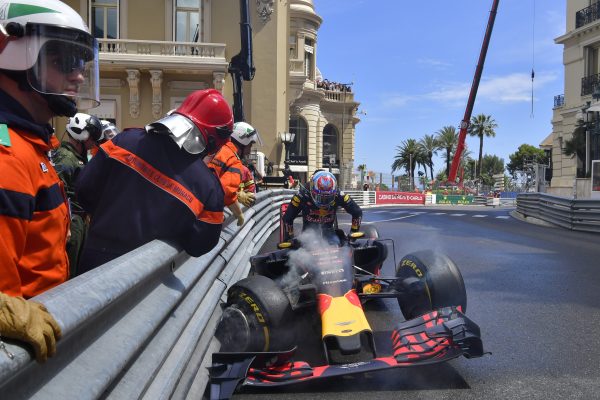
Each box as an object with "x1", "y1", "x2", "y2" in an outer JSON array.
[{"x1": 0, "y1": 190, "x2": 294, "y2": 400}]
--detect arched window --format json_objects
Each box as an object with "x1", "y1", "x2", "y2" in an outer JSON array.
[
  {"x1": 322, "y1": 124, "x2": 339, "y2": 167},
  {"x1": 289, "y1": 116, "x2": 308, "y2": 164}
]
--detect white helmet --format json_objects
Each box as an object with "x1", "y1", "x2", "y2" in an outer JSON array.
[
  {"x1": 66, "y1": 112, "x2": 102, "y2": 142},
  {"x1": 231, "y1": 121, "x2": 262, "y2": 147},
  {"x1": 100, "y1": 119, "x2": 119, "y2": 140},
  {"x1": 0, "y1": 0, "x2": 100, "y2": 115}
]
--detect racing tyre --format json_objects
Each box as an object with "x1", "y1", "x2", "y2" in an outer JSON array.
[
  {"x1": 216, "y1": 275, "x2": 295, "y2": 352},
  {"x1": 361, "y1": 225, "x2": 379, "y2": 239},
  {"x1": 395, "y1": 250, "x2": 467, "y2": 320}
]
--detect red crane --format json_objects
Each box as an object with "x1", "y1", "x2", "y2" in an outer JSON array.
[{"x1": 447, "y1": 0, "x2": 500, "y2": 184}]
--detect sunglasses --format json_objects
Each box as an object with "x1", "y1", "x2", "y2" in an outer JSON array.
[{"x1": 49, "y1": 54, "x2": 86, "y2": 74}]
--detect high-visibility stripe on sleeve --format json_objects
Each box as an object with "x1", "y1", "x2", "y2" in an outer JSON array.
[
  {"x1": 103, "y1": 141, "x2": 223, "y2": 224},
  {"x1": 34, "y1": 183, "x2": 64, "y2": 212},
  {"x1": 0, "y1": 187, "x2": 34, "y2": 220},
  {"x1": 210, "y1": 158, "x2": 243, "y2": 178}
]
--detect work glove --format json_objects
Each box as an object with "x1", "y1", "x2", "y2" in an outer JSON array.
[
  {"x1": 237, "y1": 190, "x2": 255, "y2": 207},
  {"x1": 0, "y1": 293, "x2": 62, "y2": 363},
  {"x1": 228, "y1": 203, "x2": 245, "y2": 226}
]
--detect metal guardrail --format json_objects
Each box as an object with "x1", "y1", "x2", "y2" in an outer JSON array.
[
  {"x1": 516, "y1": 193, "x2": 600, "y2": 233},
  {"x1": 0, "y1": 189, "x2": 294, "y2": 400}
]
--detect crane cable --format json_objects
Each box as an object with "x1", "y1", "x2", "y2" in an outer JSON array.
[{"x1": 531, "y1": 0, "x2": 536, "y2": 118}]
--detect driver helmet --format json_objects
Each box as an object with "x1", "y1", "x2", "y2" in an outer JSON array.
[
  {"x1": 0, "y1": 0, "x2": 100, "y2": 116},
  {"x1": 310, "y1": 170, "x2": 337, "y2": 207},
  {"x1": 100, "y1": 119, "x2": 119, "y2": 140},
  {"x1": 146, "y1": 89, "x2": 233, "y2": 155},
  {"x1": 231, "y1": 121, "x2": 262, "y2": 146},
  {"x1": 66, "y1": 112, "x2": 102, "y2": 142}
]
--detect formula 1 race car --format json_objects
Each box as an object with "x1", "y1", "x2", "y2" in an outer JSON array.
[{"x1": 209, "y1": 218, "x2": 485, "y2": 399}]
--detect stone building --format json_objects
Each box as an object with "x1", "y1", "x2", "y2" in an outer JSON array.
[
  {"x1": 552, "y1": 0, "x2": 600, "y2": 198},
  {"x1": 60, "y1": 0, "x2": 360, "y2": 187}
]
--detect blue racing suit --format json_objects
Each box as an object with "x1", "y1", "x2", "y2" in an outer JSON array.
[{"x1": 282, "y1": 186, "x2": 362, "y2": 241}]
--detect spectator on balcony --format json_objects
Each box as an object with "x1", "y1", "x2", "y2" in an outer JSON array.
[
  {"x1": 0, "y1": 0, "x2": 100, "y2": 362},
  {"x1": 76, "y1": 89, "x2": 233, "y2": 273}
]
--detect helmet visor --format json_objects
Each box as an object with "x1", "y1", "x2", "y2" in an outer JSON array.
[
  {"x1": 313, "y1": 192, "x2": 335, "y2": 207},
  {"x1": 25, "y1": 24, "x2": 99, "y2": 110},
  {"x1": 146, "y1": 114, "x2": 207, "y2": 155}
]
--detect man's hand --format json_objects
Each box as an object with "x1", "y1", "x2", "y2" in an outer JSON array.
[
  {"x1": 237, "y1": 190, "x2": 255, "y2": 207},
  {"x1": 228, "y1": 202, "x2": 245, "y2": 226},
  {"x1": 0, "y1": 293, "x2": 62, "y2": 363}
]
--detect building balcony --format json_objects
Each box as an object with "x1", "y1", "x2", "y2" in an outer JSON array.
[
  {"x1": 576, "y1": 2, "x2": 600, "y2": 29},
  {"x1": 554, "y1": 94, "x2": 564, "y2": 108},
  {"x1": 581, "y1": 74, "x2": 600, "y2": 96},
  {"x1": 321, "y1": 89, "x2": 354, "y2": 102},
  {"x1": 97, "y1": 39, "x2": 228, "y2": 72}
]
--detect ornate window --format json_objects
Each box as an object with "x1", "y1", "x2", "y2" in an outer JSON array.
[
  {"x1": 322, "y1": 124, "x2": 339, "y2": 167},
  {"x1": 175, "y1": 0, "x2": 203, "y2": 42},
  {"x1": 289, "y1": 116, "x2": 308, "y2": 163},
  {"x1": 304, "y1": 38, "x2": 314, "y2": 80},
  {"x1": 91, "y1": 0, "x2": 118, "y2": 39}
]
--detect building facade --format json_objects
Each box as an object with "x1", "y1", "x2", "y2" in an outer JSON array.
[
  {"x1": 59, "y1": 0, "x2": 359, "y2": 187},
  {"x1": 552, "y1": 0, "x2": 600, "y2": 198}
]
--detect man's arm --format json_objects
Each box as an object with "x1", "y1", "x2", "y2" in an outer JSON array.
[
  {"x1": 281, "y1": 194, "x2": 303, "y2": 240},
  {"x1": 338, "y1": 192, "x2": 362, "y2": 232}
]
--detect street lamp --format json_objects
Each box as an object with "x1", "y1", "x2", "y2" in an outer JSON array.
[
  {"x1": 279, "y1": 131, "x2": 296, "y2": 163},
  {"x1": 579, "y1": 86, "x2": 600, "y2": 176}
]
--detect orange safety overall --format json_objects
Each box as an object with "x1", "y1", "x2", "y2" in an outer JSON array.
[
  {"x1": 209, "y1": 141, "x2": 244, "y2": 206},
  {"x1": 0, "y1": 126, "x2": 70, "y2": 298}
]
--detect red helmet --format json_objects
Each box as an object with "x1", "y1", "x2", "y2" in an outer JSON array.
[
  {"x1": 174, "y1": 89, "x2": 233, "y2": 153},
  {"x1": 310, "y1": 171, "x2": 337, "y2": 207}
]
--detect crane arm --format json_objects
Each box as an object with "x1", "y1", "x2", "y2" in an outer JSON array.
[{"x1": 448, "y1": 0, "x2": 499, "y2": 183}]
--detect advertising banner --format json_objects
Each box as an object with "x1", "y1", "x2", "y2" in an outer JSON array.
[
  {"x1": 436, "y1": 195, "x2": 474, "y2": 205},
  {"x1": 376, "y1": 191, "x2": 425, "y2": 205}
]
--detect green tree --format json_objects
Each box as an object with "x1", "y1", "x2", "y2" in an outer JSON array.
[
  {"x1": 435, "y1": 126, "x2": 458, "y2": 177},
  {"x1": 392, "y1": 139, "x2": 424, "y2": 189},
  {"x1": 418, "y1": 134, "x2": 439, "y2": 181},
  {"x1": 468, "y1": 114, "x2": 498, "y2": 178},
  {"x1": 506, "y1": 144, "x2": 549, "y2": 175},
  {"x1": 479, "y1": 154, "x2": 505, "y2": 186}
]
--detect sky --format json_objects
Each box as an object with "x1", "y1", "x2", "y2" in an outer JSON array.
[{"x1": 313, "y1": 0, "x2": 566, "y2": 177}]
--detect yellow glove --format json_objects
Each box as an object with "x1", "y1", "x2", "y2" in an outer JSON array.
[
  {"x1": 228, "y1": 203, "x2": 245, "y2": 226},
  {"x1": 237, "y1": 190, "x2": 256, "y2": 207},
  {"x1": 0, "y1": 292, "x2": 62, "y2": 363}
]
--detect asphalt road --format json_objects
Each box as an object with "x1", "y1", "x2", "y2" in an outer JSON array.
[{"x1": 230, "y1": 205, "x2": 600, "y2": 400}]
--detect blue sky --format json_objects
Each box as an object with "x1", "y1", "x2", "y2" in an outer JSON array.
[{"x1": 314, "y1": 0, "x2": 565, "y2": 176}]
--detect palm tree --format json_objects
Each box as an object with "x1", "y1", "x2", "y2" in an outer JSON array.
[
  {"x1": 392, "y1": 139, "x2": 423, "y2": 189},
  {"x1": 435, "y1": 126, "x2": 458, "y2": 177},
  {"x1": 418, "y1": 134, "x2": 439, "y2": 181},
  {"x1": 468, "y1": 114, "x2": 498, "y2": 178},
  {"x1": 357, "y1": 164, "x2": 367, "y2": 186}
]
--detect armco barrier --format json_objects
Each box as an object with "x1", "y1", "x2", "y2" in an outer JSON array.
[
  {"x1": 0, "y1": 189, "x2": 294, "y2": 400},
  {"x1": 516, "y1": 192, "x2": 600, "y2": 233}
]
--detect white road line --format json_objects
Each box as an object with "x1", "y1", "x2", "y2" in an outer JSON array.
[
  {"x1": 496, "y1": 216, "x2": 510, "y2": 219},
  {"x1": 370, "y1": 210, "x2": 389, "y2": 214},
  {"x1": 450, "y1": 213, "x2": 466, "y2": 217},
  {"x1": 342, "y1": 214, "x2": 419, "y2": 225},
  {"x1": 472, "y1": 215, "x2": 487, "y2": 218},
  {"x1": 432, "y1": 212, "x2": 447, "y2": 215}
]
